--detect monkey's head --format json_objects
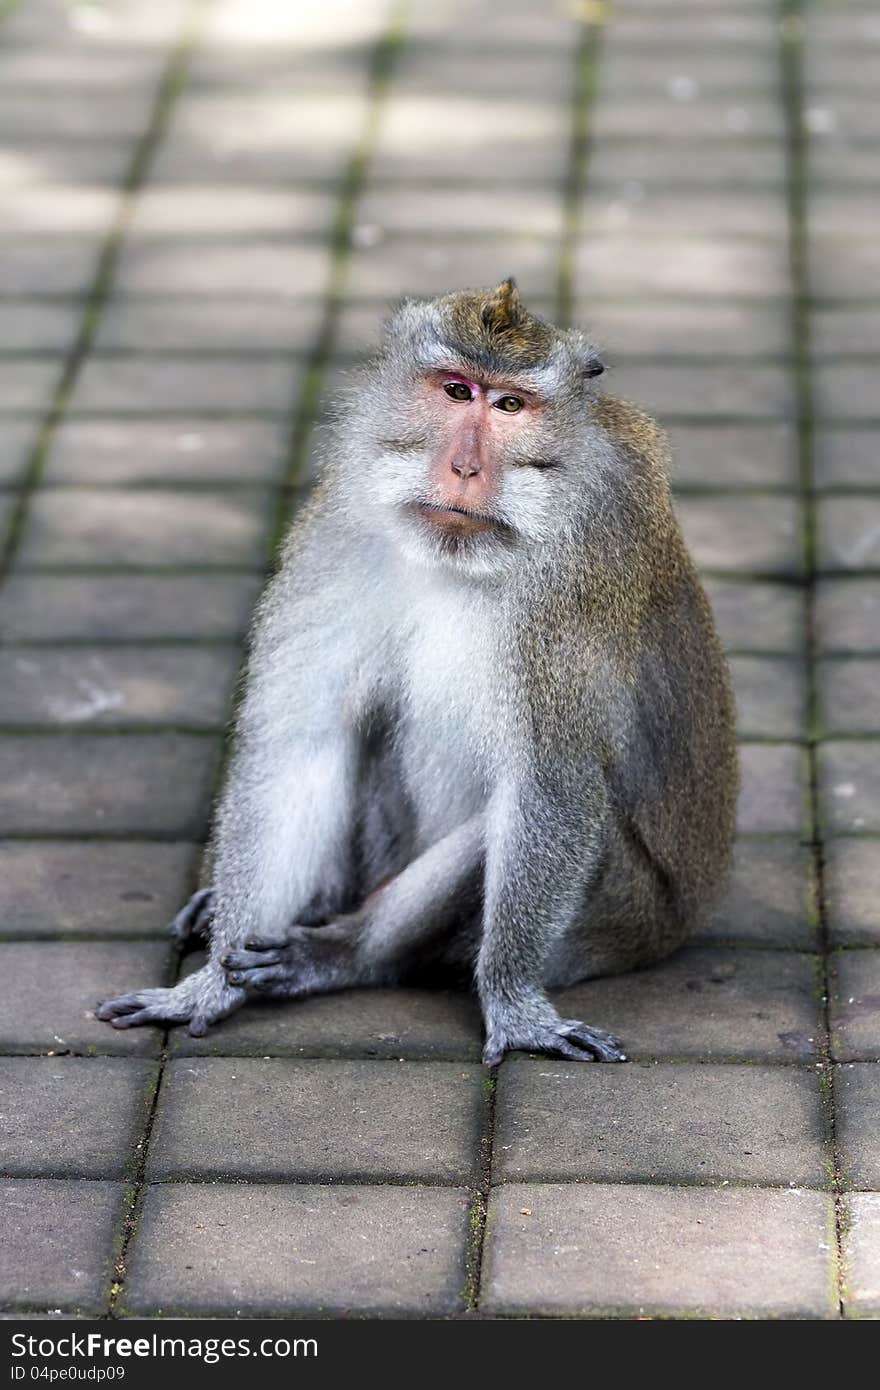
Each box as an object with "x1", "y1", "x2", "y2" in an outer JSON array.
[{"x1": 347, "y1": 278, "x2": 607, "y2": 579}]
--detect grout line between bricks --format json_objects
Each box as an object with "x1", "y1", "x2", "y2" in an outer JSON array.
[
  {"x1": 779, "y1": 0, "x2": 846, "y2": 1318},
  {"x1": 554, "y1": 14, "x2": 605, "y2": 327}
]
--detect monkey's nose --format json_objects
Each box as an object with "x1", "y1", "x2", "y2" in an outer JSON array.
[{"x1": 450, "y1": 457, "x2": 480, "y2": 478}]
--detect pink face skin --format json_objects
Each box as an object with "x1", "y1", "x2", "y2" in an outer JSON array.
[{"x1": 415, "y1": 370, "x2": 540, "y2": 534}]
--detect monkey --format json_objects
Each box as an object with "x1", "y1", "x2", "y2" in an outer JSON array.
[{"x1": 96, "y1": 279, "x2": 738, "y2": 1064}]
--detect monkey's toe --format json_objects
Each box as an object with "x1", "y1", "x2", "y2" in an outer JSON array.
[
  {"x1": 95, "y1": 989, "x2": 175, "y2": 1029},
  {"x1": 557, "y1": 1020, "x2": 626, "y2": 1062},
  {"x1": 483, "y1": 1018, "x2": 626, "y2": 1065}
]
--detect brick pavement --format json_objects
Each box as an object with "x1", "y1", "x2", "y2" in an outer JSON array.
[{"x1": 0, "y1": 0, "x2": 877, "y2": 1319}]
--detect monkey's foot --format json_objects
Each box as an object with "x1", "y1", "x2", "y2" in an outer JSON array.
[
  {"x1": 169, "y1": 886, "x2": 214, "y2": 948},
  {"x1": 220, "y1": 923, "x2": 354, "y2": 997},
  {"x1": 95, "y1": 966, "x2": 242, "y2": 1036},
  {"x1": 483, "y1": 1018, "x2": 626, "y2": 1066}
]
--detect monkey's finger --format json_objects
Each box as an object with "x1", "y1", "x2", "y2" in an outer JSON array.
[
  {"x1": 221, "y1": 947, "x2": 281, "y2": 970},
  {"x1": 169, "y1": 887, "x2": 214, "y2": 942},
  {"x1": 243, "y1": 938, "x2": 291, "y2": 952},
  {"x1": 226, "y1": 965, "x2": 284, "y2": 990}
]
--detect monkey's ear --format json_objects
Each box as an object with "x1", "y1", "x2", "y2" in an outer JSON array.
[{"x1": 583, "y1": 357, "x2": 605, "y2": 379}]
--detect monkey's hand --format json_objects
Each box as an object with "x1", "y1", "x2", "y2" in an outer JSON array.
[
  {"x1": 482, "y1": 1009, "x2": 626, "y2": 1066},
  {"x1": 95, "y1": 963, "x2": 243, "y2": 1036},
  {"x1": 220, "y1": 921, "x2": 356, "y2": 998},
  {"x1": 169, "y1": 886, "x2": 214, "y2": 949}
]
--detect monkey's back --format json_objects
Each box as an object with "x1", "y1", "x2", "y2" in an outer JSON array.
[{"x1": 527, "y1": 395, "x2": 738, "y2": 981}]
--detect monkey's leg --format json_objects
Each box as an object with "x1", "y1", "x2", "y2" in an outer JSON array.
[
  {"x1": 220, "y1": 817, "x2": 484, "y2": 997},
  {"x1": 477, "y1": 773, "x2": 626, "y2": 1066}
]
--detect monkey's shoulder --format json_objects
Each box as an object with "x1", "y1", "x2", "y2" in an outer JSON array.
[{"x1": 591, "y1": 393, "x2": 670, "y2": 479}]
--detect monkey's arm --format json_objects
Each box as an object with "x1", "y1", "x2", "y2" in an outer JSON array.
[{"x1": 477, "y1": 770, "x2": 626, "y2": 1065}]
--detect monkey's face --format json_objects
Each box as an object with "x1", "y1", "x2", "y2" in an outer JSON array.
[{"x1": 369, "y1": 365, "x2": 571, "y2": 579}]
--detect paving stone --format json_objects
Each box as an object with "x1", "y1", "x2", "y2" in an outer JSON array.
[
  {"x1": 668, "y1": 423, "x2": 796, "y2": 488},
  {"x1": 676, "y1": 496, "x2": 803, "y2": 575},
  {"x1": 113, "y1": 241, "x2": 331, "y2": 297},
  {"x1": 124, "y1": 1182, "x2": 471, "y2": 1316},
  {"x1": 818, "y1": 741, "x2": 880, "y2": 833},
  {"x1": 703, "y1": 837, "x2": 816, "y2": 948},
  {"x1": 345, "y1": 236, "x2": 559, "y2": 302},
  {"x1": 819, "y1": 498, "x2": 880, "y2": 573},
  {"x1": 406, "y1": 1, "x2": 579, "y2": 46},
  {"x1": 0, "y1": 645, "x2": 240, "y2": 728},
  {"x1": 44, "y1": 418, "x2": 291, "y2": 485},
  {"x1": 494, "y1": 1060, "x2": 825, "y2": 1186},
  {"x1": 17, "y1": 489, "x2": 273, "y2": 568},
  {"x1": 0, "y1": 239, "x2": 100, "y2": 294},
  {"x1": 585, "y1": 189, "x2": 787, "y2": 240},
  {"x1": 830, "y1": 950, "x2": 880, "y2": 1062},
  {"x1": 4, "y1": 0, "x2": 186, "y2": 42},
  {"x1": 825, "y1": 838, "x2": 880, "y2": 947},
  {"x1": 589, "y1": 140, "x2": 786, "y2": 188},
  {"x1": 816, "y1": 579, "x2": 880, "y2": 652},
  {"x1": 577, "y1": 238, "x2": 789, "y2": 300},
  {"x1": 737, "y1": 742, "x2": 808, "y2": 834},
  {"x1": 153, "y1": 94, "x2": 368, "y2": 183},
  {"x1": 591, "y1": 303, "x2": 790, "y2": 366},
  {"x1": 814, "y1": 429, "x2": 880, "y2": 489},
  {"x1": 0, "y1": 840, "x2": 197, "y2": 937},
  {"x1": 600, "y1": 45, "x2": 779, "y2": 94},
  {"x1": 843, "y1": 1193, "x2": 880, "y2": 1317},
  {"x1": 0, "y1": 48, "x2": 164, "y2": 91},
  {"x1": 356, "y1": 185, "x2": 564, "y2": 236},
  {"x1": 0, "y1": 1179, "x2": 123, "y2": 1313},
  {"x1": 95, "y1": 298, "x2": 325, "y2": 354},
  {"x1": 0, "y1": 91, "x2": 151, "y2": 139},
  {"x1": 482, "y1": 1185, "x2": 836, "y2": 1318},
  {"x1": 0, "y1": 359, "x2": 63, "y2": 412},
  {"x1": 148, "y1": 1058, "x2": 484, "y2": 1182},
  {"x1": 0, "y1": 573, "x2": 263, "y2": 641},
  {"x1": 0, "y1": 140, "x2": 132, "y2": 187},
  {"x1": 68, "y1": 358, "x2": 302, "y2": 414},
  {"x1": 0, "y1": 941, "x2": 169, "y2": 1056},
  {"x1": 811, "y1": 309, "x2": 880, "y2": 358},
  {"x1": 815, "y1": 365, "x2": 880, "y2": 421},
  {"x1": 811, "y1": 143, "x2": 880, "y2": 188},
  {"x1": 811, "y1": 240, "x2": 880, "y2": 301},
  {"x1": 591, "y1": 97, "x2": 783, "y2": 141},
  {"x1": 836, "y1": 1063, "x2": 880, "y2": 1188},
  {"x1": 704, "y1": 578, "x2": 806, "y2": 654},
  {"x1": 607, "y1": 363, "x2": 792, "y2": 420},
  {"x1": 171, "y1": 959, "x2": 482, "y2": 1060},
  {"x1": 0, "y1": 1057, "x2": 155, "y2": 1176},
  {"x1": 201, "y1": 0, "x2": 388, "y2": 47},
  {"x1": 0, "y1": 183, "x2": 120, "y2": 233},
  {"x1": 0, "y1": 419, "x2": 37, "y2": 483},
  {"x1": 370, "y1": 97, "x2": 570, "y2": 183},
  {"x1": 731, "y1": 656, "x2": 806, "y2": 738},
  {"x1": 0, "y1": 733, "x2": 220, "y2": 836},
  {"x1": 818, "y1": 658, "x2": 880, "y2": 735},
  {"x1": 127, "y1": 186, "x2": 336, "y2": 237},
  {"x1": 0, "y1": 302, "x2": 81, "y2": 352},
  {"x1": 610, "y1": 14, "x2": 776, "y2": 43},
  {"x1": 555, "y1": 945, "x2": 820, "y2": 1062}
]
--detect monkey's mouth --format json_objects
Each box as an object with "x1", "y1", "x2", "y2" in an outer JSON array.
[{"x1": 412, "y1": 501, "x2": 500, "y2": 535}]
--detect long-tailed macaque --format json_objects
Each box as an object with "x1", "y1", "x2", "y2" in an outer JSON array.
[{"x1": 97, "y1": 280, "x2": 737, "y2": 1063}]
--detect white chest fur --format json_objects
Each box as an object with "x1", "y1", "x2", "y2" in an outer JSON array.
[{"x1": 399, "y1": 582, "x2": 502, "y2": 847}]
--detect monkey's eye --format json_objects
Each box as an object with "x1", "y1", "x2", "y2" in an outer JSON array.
[
  {"x1": 494, "y1": 395, "x2": 524, "y2": 414},
  {"x1": 444, "y1": 381, "x2": 473, "y2": 402}
]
